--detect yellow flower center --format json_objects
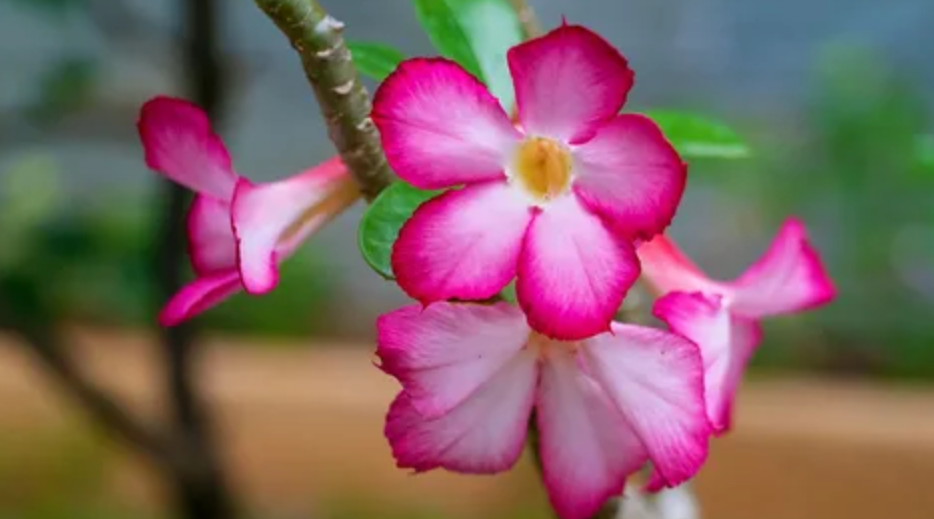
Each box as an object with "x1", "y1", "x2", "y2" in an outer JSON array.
[{"x1": 512, "y1": 137, "x2": 572, "y2": 202}]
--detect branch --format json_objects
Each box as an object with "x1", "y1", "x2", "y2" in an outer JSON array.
[
  {"x1": 253, "y1": 0, "x2": 394, "y2": 201},
  {"x1": 508, "y1": 0, "x2": 544, "y2": 38},
  {"x1": 0, "y1": 301, "x2": 175, "y2": 470}
]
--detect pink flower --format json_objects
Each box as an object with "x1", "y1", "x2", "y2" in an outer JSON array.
[
  {"x1": 137, "y1": 96, "x2": 360, "y2": 325},
  {"x1": 377, "y1": 302, "x2": 710, "y2": 519},
  {"x1": 638, "y1": 218, "x2": 836, "y2": 434},
  {"x1": 372, "y1": 25, "x2": 686, "y2": 341}
]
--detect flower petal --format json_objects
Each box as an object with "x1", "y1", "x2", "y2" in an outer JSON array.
[
  {"x1": 231, "y1": 158, "x2": 358, "y2": 295},
  {"x1": 653, "y1": 292, "x2": 763, "y2": 433},
  {"x1": 572, "y1": 115, "x2": 687, "y2": 239},
  {"x1": 385, "y1": 348, "x2": 538, "y2": 474},
  {"x1": 517, "y1": 195, "x2": 639, "y2": 340},
  {"x1": 727, "y1": 218, "x2": 836, "y2": 318},
  {"x1": 581, "y1": 324, "x2": 710, "y2": 489},
  {"x1": 137, "y1": 96, "x2": 237, "y2": 200},
  {"x1": 536, "y1": 348, "x2": 646, "y2": 519},
  {"x1": 376, "y1": 302, "x2": 530, "y2": 418},
  {"x1": 508, "y1": 25, "x2": 633, "y2": 143},
  {"x1": 637, "y1": 234, "x2": 714, "y2": 296},
  {"x1": 372, "y1": 58, "x2": 520, "y2": 189},
  {"x1": 187, "y1": 195, "x2": 237, "y2": 275},
  {"x1": 158, "y1": 270, "x2": 242, "y2": 326},
  {"x1": 392, "y1": 182, "x2": 532, "y2": 303}
]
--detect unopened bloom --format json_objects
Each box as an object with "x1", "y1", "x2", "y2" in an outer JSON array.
[
  {"x1": 638, "y1": 218, "x2": 835, "y2": 433},
  {"x1": 137, "y1": 96, "x2": 360, "y2": 325},
  {"x1": 373, "y1": 25, "x2": 686, "y2": 341},
  {"x1": 377, "y1": 302, "x2": 710, "y2": 519}
]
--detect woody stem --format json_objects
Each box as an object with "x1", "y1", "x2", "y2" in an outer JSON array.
[{"x1": 252, "y1": 0, "x2": 395, "y2": 201}]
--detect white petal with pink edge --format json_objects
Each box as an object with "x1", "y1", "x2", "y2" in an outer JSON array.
[
  {"x1": 158, "y1": 270, "x2": 242, "y2": 327},
  {"x1": 372, "y1": 58, "x2": 520, "y2": 190},
  {"x1": 572, "y1": 115, "x2": 686, "y2": 240},
  {"x1": 187, "y1": 195, "x2": 237, "y2": 275},
  {"x1": 536, "y1": 348, "x2": 647, "y2": 519},
  {"x1": 384, "y1": 348, "x2": 538, "y2": 474},
  {"x1": 137, "y1": 96, "x2": 237, "y2": 201},
  {"x1": 726, "y1": 218, "x2": 836, "y2": 318},
  {"x1": 508, "y1": 25, "x2": 633, "y2": 143},
  {"x1": 516, "y1": 195, "x2": 639, "y2": 341},
  {"x1": 231, "y1": 158, "x2": 358, "y2": 295},
  {"x1": 392, "y1": 182, "x2": 532, "y2": 303},
  {"x1": 653, "y1": 291, "x2": 762, "y2": 433},
  {"x1": 637, "y1": 234, "x2": 714, "y2": 296},
  {"x1": 376, "y1": 302, "x2": 530, "y2": 418},
  {"x1": 581, "y1": 324, "x2": 710, "y2": 489}
]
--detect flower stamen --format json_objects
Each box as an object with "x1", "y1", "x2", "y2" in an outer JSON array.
[{"x1": 513, "y1": 137, "x2": 572, "y2": 202}]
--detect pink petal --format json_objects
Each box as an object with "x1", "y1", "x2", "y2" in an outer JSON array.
[
  {"x1": 517, "y1": 195, "x2": 639, "y2": 341},
  {"x1": 384, "y1": 348, "x2": 538, "y2": 474},
  {"x1": 581, "y1": 324, "x2": 710, "y2": 489},
  {"x1": 508, "y1": 25, "x2": 633, "y2": 143},
  {"x1": 187, "y1": 195, "x2": 237, "y2": 275},
  {"x1": 137, "y1": 96, "x2": 237, "y2": 200},
  {"x1": 572, "y1": 115, "x2": 687, "y2": 239},
  {"x1": 372, "y1": 58, "x2": 520, "y2": 189},
  {"x1": 536, "y1": 348, "x2": 647, "y2": 519},
  {"x1": 376, "y1": 302, "x2": 530, "y2": 418},
  {"x1": 727, "y1": 218, "x2": 836, "y2": 318},
  {"x1": 392, "y1": 182, "x2": 532, "y2": 303},
  {"x1": 637, "y1": 234, "x2": 714, "y2": 296},
  {"x1": 158, "y1": 270, "x2": 242, "y2": 326},
  {"x1": 653, "y1": 292, "x2": 763, "y2": 433},
  {"x1": 231, "y1": 157, "x2": 359, "y2": 295}
]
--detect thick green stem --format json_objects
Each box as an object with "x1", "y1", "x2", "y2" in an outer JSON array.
[{"x1": 253, "y1": 0, "x2": 394, "y2": 201}]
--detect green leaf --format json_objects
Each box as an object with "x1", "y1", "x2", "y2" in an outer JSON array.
[
  {"x1": 917, "y1": 135, "x2": 934, "y2": 169},
  {"x1": 412, "y1": 0, "x2": 523, "y2": 109},
  {"x1": 347, "y1": 41, "x2": 406, "y2": 82},
  {"x1": 500, "y1": 281, "x2": 517, "y2": 303},
  {"x1": 358, "y1": 181, "x2": 442, "y2": 279},
  {"x1": 26, "y1": 56, "x2": 98, "y2": 125},
  {"x1": 642, "y1": 110, "x2": 751, "y2": 160}
]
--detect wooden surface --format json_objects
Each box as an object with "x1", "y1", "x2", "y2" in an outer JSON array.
[{"x1": 1, "y1": 328, "x2": 933, "y2": 519}]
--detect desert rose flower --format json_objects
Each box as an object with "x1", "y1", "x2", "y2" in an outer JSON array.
[
  {"x1": 372, "y1": 24, "x2": 686, "y2": 341},
  {"x1": 639, "y1": 219, "x2": 835, "y2": 433},
  {"x1": 137, "y1": 96, "x2": 360, "y2": 325},
  {"x1": 377, "y1": 302, "x2": 710, "y2": 519}
]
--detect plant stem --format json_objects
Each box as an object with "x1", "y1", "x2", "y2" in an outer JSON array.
[
  {"x1": 252, "y1": 0, "x2": 394, "y2": 201},
  {"x1": 508, "y1": 0, "x2": 544, "y2": 38}
]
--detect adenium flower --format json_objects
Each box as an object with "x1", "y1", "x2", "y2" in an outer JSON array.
[
  {"x1": 638, "y1": 218, "x2": 835, "y2": 433},
  {"x1": 372, "y1": 25, "x2": 686, "y2": 341},
  {"x1": 137, "y1": 96, "x2": 360, "y2": 325},
  {"x1": 377, "y1": 302, "x2": 710, "y2": 519}
]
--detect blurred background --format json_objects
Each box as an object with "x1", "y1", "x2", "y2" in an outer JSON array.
[{"x1": 0, "y1": 0, "x2": 932, "y2": 518}]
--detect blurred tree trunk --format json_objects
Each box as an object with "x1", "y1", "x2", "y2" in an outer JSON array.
[{"x1": 154, "y1": 0, "x2": 238, "y2": 518}]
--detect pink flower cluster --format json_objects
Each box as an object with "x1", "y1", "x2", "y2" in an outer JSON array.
[
  {"x1": 138, "y1": 23, "x2": 835, "y2": 519},
  {"x1": 370, "y1": 24, "x2": 835, "y2": 519}
]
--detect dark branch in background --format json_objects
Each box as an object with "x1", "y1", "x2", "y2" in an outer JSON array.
[
  {"x1": 0, "y1": 298, "x2": 176, "y2": 469},
  {"x1": 151, "y1": 0, "x2": 238, "y2": 518},
  {"x1": 253, "y1": 0, "x2": 395, "y2": 201}
]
